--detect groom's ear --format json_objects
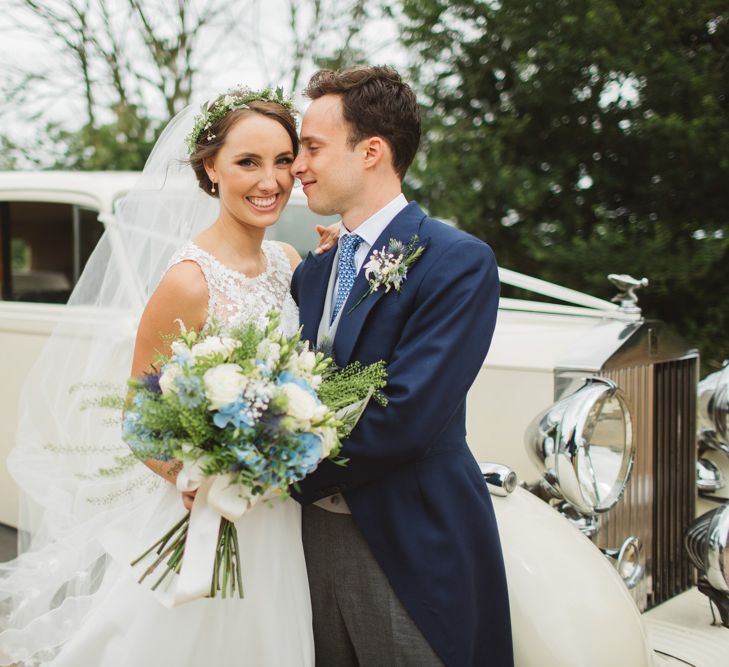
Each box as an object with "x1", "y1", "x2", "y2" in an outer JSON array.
[{"x1": 362, "y1": 136, "x2": 390, "y2": 171}]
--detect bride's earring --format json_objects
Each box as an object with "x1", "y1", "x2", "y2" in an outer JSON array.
[{"x1": 211, "y1": 181, "x2": 216, "y2": 194}]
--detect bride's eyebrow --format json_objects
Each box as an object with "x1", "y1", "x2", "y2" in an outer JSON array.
[{"x1": 233, "y1": 151, "x2": 293, "y2": 159}]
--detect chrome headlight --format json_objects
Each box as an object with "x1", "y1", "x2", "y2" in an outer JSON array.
[
  {"x1": 526, "y1": 377, "x2": 634, "y2": 515},
  {"x1": 697, "y1": 457, "x2": 725, "y2": 493},
  {"x1": 479, "y1": 462, "x2": 518, "y2": 497},
  {"x1": 685, "y1": 503, "x2": 729, "y2": 593},
  {"x1": 603, "y1": 536, "x2": 644, "y2": 590},
  {"x1": 697, "y1": 363, "x2": 729, "y2": 457}
]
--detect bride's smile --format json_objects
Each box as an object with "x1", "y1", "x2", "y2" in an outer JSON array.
[
  {"x1": 204, "y1": 112, "x2": 295, "y2": 232},
  {"x1": 246, "y1": 192, "x2": 282, "y2": 211}
]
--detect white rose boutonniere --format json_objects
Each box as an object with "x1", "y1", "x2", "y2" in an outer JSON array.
[{"x1": 350, "y1": 234, "x2": 425, "y2": 313}]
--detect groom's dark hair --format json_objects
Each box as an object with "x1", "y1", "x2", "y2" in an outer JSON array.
[{"x1": 304, "y1": 65, "x2": 420, "y2": 180}]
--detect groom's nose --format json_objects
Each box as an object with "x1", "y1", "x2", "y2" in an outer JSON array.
[{"x1": 291, "y1": 152, "x2": 306, "y2": 177}]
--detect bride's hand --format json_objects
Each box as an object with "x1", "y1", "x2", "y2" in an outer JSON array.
[
  {"x1": 182, "y1": 489, "x2": 197, "y2": 511},
  {"x1": 314, "y1": 222, "x2": 340, "y2": 254}
]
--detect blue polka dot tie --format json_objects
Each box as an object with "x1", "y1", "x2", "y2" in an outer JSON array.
[{"x1": 331, "y1": 233, "x2": 364, "y2": 323}]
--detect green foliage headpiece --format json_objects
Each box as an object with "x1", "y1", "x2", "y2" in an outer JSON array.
[{"x1": 185, "y1": 86, "x2": 296, "y2": 155}]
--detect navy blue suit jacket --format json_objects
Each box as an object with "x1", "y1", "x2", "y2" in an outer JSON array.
[{"x1": 291, "y1": 202, "x2": 513, "y2": 667}]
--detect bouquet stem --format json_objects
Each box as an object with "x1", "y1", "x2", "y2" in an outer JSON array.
[
  {"x1": 212, "y1": 518, "x2": 244, "y2": 599},
  {"x1": 131, "y1": 513, "x2": 189, "y2": 567},
  {"x1": 132, "y1": 513, "x2": 243, "y2": 599}
]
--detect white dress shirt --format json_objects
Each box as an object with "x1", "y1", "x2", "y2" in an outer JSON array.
[
  {"x1": 313, "y1": 192, "x2": 408, "y2": 514},
  {"x1": 333, "y1": 193, "x2": 409, "y2": 297}
]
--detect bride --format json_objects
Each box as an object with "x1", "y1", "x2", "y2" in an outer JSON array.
[{"x1": 0, "y1": 88, "x2": 338, "y2": 666}]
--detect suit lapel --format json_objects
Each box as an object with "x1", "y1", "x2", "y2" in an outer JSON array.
[
  {"x1": 299, "y1": 248, "x2": 337, "y2": 345},
  {"x1": 333, "y1": 202, "x2": 427, "y2": 365}
]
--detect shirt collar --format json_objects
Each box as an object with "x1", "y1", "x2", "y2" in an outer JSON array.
[{"x1": 339, "y1": 193, "x2": 408, "y2": 249}]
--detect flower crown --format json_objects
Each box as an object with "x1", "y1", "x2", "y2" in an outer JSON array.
[{"x1": 185, "y1": 86, "x2": 296, "y2": 155}]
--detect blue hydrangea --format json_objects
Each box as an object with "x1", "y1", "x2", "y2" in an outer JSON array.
[
  {"x1": 276, "y1": 371, "x2": 317, "y2": 398},
  {"x1": 255, "y1": 359, "x2": 274, "y2": 378},
  {"x1": 292, "y1": 432, "x2": 323, "y2": 475},
  {"x1": 214, "y1": 399, "x2": 255, "y2": 430},
  {"x1": 231, "y1": 445, "x2": 267, "y2": 474}
]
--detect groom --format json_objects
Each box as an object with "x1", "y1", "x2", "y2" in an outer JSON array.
[{"x1": 290, "y1": 66, "x2": 513, "y2": 667}]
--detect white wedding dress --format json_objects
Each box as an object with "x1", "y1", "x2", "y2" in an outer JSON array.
[{"x1": 41, "y1": 239, "x2": 313, "y2": 666}]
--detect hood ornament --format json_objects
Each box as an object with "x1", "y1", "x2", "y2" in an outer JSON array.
[{"x1": 608, "y1": 274, "x2": 649, "y2": 314}]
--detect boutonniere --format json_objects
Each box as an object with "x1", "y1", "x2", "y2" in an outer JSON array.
[{"x1": 350, "y1": 235, "x2": 426, "y2": 312}]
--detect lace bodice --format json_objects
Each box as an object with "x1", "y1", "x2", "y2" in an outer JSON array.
[{"x1": 166, "y1": 240, "x2": 299, "y2": 337}]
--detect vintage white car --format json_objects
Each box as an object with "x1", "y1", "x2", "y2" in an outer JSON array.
[{"x1": 1, "y1": 171, "x2": 728, "y2": 666}]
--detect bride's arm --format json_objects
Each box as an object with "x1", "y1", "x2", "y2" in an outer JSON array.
[{"x1": 130, "y1": 261, "x2": 208, "y2": 485}]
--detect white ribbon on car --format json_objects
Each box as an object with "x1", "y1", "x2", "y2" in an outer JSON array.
[{"x1": 168, "y1": 460, "x2": 260, "y2": 606}]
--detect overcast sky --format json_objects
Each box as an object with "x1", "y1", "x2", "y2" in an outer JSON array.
[{"x1": 0, "y1": 0, "x2": 408, "y2": 138}]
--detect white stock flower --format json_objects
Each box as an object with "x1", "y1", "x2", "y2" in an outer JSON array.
[
  {"x1": 256, "y1": 339, "x2": 281, "y2": 364},
  {"x1": 203, "y1": 364, "x2": 246, "y2": 410},
  {"x1": 288, "y1": 349, "x2": 317, "y2": 376},
  {"x1": 191, "y1": 336, "x2": 240, "y2": 360},
  {"x1": 159, "y1": 363, "x2": 183, "y2": 396},
  {"x1": 297, "y1": 350, "x2": 317, "y2": 373}
]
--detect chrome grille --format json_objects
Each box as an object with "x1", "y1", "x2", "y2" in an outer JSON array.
[{"x1": 596, "y1": 357, "x2": 697, "y2": 610}]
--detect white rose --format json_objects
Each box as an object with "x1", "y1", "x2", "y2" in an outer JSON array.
[
  {"x1": 191, "y1": 336, "x2": 240, "y2": 360},
  {"x1": 203, "y1": 364, "x2": 246, "y2": 410},
  {"x1": 159, "y1": 363, "x2": 183, "y2": 396},
  {"x1": 280, "y1": 383, "x2": 320, "y2": 423}
]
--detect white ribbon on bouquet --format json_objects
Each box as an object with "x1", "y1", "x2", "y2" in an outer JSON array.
[{"x1": 169, "y1": 459, "x2": 262, "y2": 606}]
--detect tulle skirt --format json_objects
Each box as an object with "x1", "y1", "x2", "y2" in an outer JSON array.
[{"x1": 2, "y1": 481, "x2": 313, "y2": 667}]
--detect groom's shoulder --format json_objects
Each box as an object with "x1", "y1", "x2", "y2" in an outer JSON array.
[
  {"x1": 297, "y1": 246, "x2": 334, "y2": 272},
  {"x1": 420, "y1": 214, "x2": 495, "y2": 264}
]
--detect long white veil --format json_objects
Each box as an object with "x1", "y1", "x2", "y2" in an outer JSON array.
[{"x1": 0, "y1": 105, "x2": 219, "y2": 665}]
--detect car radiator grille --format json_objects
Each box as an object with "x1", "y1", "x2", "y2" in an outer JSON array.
[{"x1": 596, "y1": 357, "x2": 697, "y2": 611}]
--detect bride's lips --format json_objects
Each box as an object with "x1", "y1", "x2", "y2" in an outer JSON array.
[{"x1": 245, "y1": 193, "x2": 280, "y2": 212}]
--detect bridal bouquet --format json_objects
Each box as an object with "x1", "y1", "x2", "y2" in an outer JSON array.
[{"x1": 120, "y1": 314, "x2": 386, "y2": 603}]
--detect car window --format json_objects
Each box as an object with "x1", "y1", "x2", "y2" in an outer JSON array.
[{"x1": 0, "y1": 201, "x2": 102, "y2": 304}]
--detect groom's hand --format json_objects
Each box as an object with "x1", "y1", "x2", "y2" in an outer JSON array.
[{"x1": 314, "y1": 222, "x2": 340, "y2": 254}]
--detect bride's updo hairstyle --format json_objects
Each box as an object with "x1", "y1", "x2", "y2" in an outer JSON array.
[{"x1": 188, "y1": 88, "x2": 299, "y2": 198}]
